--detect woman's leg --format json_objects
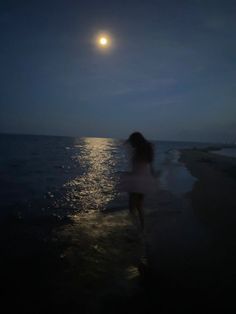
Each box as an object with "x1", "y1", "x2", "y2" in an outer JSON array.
[
  {"x1": 136, "y1": 194, "x2": 144, "y2": 230},
  {"x1": 129, "y1": 193, "x2": 136, "y2": 218},
  {"x1": 129, "y1": 193, "x2": 144, "y2": 230}
]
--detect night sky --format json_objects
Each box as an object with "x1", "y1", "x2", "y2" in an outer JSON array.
[{"x1": 1, "y1": 0, "x2": 236, "y2": 142}]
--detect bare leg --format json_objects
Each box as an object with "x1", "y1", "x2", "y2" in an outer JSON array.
[
  {"x1": 129, "y1": 193, "x2": 144, "y2": 230},
  {"x1": 136, "y1": 194, "x2": 144, "y2": 230},
  {"x1": 129, "y1": 193, "x2": 135, "y2": 213},
  {"x1": 129, "y1": 193, "x2": 137, "y2": 224}
]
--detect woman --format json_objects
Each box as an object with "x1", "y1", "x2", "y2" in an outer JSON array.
[{"x1": 120, "y1": 132, "x2": 156, "y2": 230}]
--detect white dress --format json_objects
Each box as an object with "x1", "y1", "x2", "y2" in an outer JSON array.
[{"x1": 118, "y1": 161, "x2": 158, "y2": 195}]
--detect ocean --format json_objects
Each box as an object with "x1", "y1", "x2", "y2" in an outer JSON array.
[
  {"x1": 0, "y1": 133, "x2": 212, "y2": 219},
  {"x1": 212, "y1": 147, "x2": 236, "y2": 158},
  {"x1": 0, "y1": 133, "x2": 218, "y2": 312}
]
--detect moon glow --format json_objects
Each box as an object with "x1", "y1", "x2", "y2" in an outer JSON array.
[
  {"x1": 95, "y1": 33, "x2": 112, "y2": 50},
  {"x1": 99, "y1": 37, "x2": 108, "y2": 45}
]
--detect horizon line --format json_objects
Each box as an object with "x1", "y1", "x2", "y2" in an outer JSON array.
[{"x1": 0, "y1": 131, "x2": 227, "y2": 145}]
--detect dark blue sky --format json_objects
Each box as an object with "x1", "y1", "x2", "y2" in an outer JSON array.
[{"x1": 1, "y1": 0, "x2": 236, "y2": 142}]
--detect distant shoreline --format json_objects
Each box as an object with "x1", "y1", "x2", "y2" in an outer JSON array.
[
  {"x1": 180, "y1": 146, "x2": 236, "y2": 224},
  {"x1": 187, "y1": 144, "x2": 236, "y2": 152}
]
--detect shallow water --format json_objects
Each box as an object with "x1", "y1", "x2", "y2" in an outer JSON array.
[
  {"x1": 212, "y1": 147, "x2": 236, "y2": 158},
  {"x1": 0, "y1": 134, "x2": 216, "y2": 312},
  {"x1": 0, "y1": 134, "x2": 212, "y2": 218},
  {"x1": 158, "y1": 149, "x2": 197, "y2": 196}
]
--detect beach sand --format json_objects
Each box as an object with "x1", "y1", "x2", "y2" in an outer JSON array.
[
  {"x1": 178, "y1": 149, "x2": 236, "y2": 306},
  {"x1": 1, "y1": 148, "x2": 236, "y2": 313},
  {"x1": 135, "y1": 148, "x2": 236, "y2": 311}
]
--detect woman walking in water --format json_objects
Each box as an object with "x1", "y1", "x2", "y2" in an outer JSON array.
[{"x1": 120, "y1": 132, "x2": 155, "y2": 230}]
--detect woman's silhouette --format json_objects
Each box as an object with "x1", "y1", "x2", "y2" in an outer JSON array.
[{"x1": 120, "y1": 132, "x2": 155, "y2": 230}]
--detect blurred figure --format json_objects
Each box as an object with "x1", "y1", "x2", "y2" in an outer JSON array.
[{"x1": 120, "y1": 132, "x2": 156, "y2": 230}]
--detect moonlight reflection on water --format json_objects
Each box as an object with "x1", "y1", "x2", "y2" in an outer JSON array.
[{"x1": 64, "y1": 137, "x2": 120, "y2": 212}]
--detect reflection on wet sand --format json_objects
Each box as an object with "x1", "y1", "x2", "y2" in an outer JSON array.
[
  {"x1": 55, "y1": 208, "x2": 143, "y2": 312},
  {"x1": 64, "y1": 137, "x2": 118, "y2": 212},
  {"x1": 53, "y1": 138, "x2": 145, "y2": 311}
]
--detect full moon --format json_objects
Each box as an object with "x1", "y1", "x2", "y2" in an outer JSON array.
[
  {"x1": 99, "y1": 37, "x2": 108, "y2": 46},
  {"x1": 95, "y1": 33, "x2": 112, "y2": 50}
]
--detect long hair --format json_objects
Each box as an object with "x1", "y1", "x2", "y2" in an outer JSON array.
[{"x1": 127, "y1": 132, "x2": 154, "y2": 163}]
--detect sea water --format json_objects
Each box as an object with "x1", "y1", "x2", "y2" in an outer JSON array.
[
  {"x1": 212, "y1": 147, "x2": 236, "y2": 158},
  {"x1": 0, "y1": 133, "x2": 211, "y2": 219}
]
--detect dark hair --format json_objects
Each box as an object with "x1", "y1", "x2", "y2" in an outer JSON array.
[{"x1": 127, "y1": 132, "x2": 154, "y2": 163}]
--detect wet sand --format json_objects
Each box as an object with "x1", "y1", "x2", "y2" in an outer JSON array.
[
  {"x1": 1, "y1": 190, "x2": 190, "y2": 313},
  {"x1": 2, "y1": 148, "x2": 236, "y2": 313},
  {"x1": 178, "y1": 149, "x2": 236, "y2": 307},
  {"x1": 180, "y1": 148, "x2": 236, "y2": 228},
  {"x1": 0, "y1": 209, "x2": 141, "y2": 313},
  {"x1": 140, "y1": 147, "x2": 236, "y2": 311}
]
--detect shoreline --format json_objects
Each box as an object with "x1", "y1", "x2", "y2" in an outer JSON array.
[
  {"x1": 2, "y1": 145, "x2": 236, "y2": 312},
  {"x1": 179, "y1": 147, "x2": 236, "y2": 226},
  {"x1": 179, "y1": 148, "x2": 236, "y2": 286},
  {"x1": 140, "y1": 147, "x2": 236, "y2": 310}
]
